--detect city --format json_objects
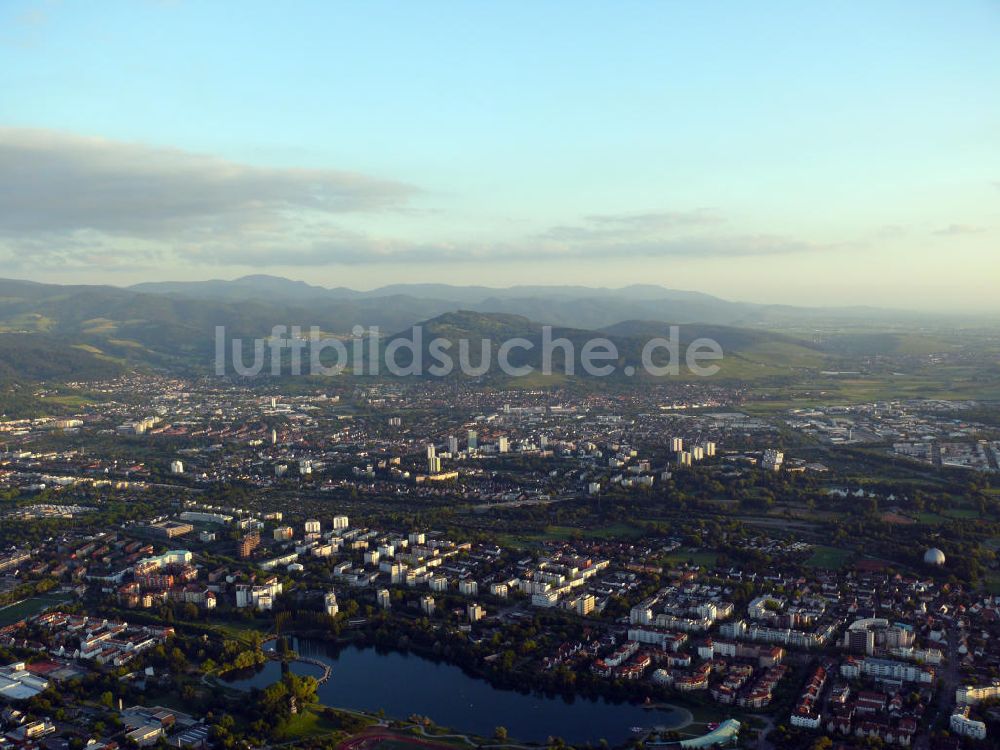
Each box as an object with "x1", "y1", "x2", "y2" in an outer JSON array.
[
  {"x1": 1, "y1": 370, "x2": 999, "y2": 749},
  {"x1": 2, "y1": 1, "x2": 999, "y2": 749}
]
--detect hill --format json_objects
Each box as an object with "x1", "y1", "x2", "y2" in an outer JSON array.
[
  {"x1": 0, "y1": 333, "x2": 124, "y2": 382},
  {"x1": 378, "y1": 311, "x2": 828, "y2": 381},
  {"x1": 0, "y1": 276, "x2": 991, "y2": 384}
]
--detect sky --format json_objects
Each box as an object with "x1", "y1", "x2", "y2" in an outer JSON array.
[{"x1": 1, "y1": 1, "x2": 998, "y2": 310}]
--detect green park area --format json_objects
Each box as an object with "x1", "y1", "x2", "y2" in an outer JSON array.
[
  {"x1": 804, "y1": 545, "x2": 853, "y2": 570},
  {"x1": 0, "y1": 591, "x2": 70, "y2": 627},
  {"x1": 500, "y1": 522, "x2": 643, "y2": 548}
]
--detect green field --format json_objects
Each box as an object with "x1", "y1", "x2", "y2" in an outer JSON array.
[
  {"x1": 804, "y1": 545, "x2": 853, "y2": 570},
  {"x1": 0, "y1": 592, "x2": 70, "y2": 626},
  {"x1": 499, "y1": 522, "x2": 643, "y2": 548},
  {"x1": 504, "y1": 371, "x2": 570, "y2": 388},
  {"x1": 986, "y1": 572, "x2": 1000, "y2": 595},
  {"x1": 274, "y1": 708, "x2": 340, "y2": 741},
  {"x1": 741, "y1": 366, "x2": 1000, "y2": 411},
  {"x1": 662, "y1": 550, "x2": 719, "y2": 568},
  {"x1": 915, "y1": 508, "x2": 982, "y2": 525},
  {"x1": 941, "y1": 508, "x2": 982, "y2": 520},
  {"x1": 42, "y1": 394, "x2": 96, "y2": 408},
  {"x1": 542, "y1": 523, "x2": 643, "y2": 539}
]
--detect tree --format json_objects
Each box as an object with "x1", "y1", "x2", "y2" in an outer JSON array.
[{"x1": 494, "y1": 727, "x2": 508, "y2": 741}]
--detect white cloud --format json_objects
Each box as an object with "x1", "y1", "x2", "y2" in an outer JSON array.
[
  {"x1": 932, "y1": 224, "x2": 987, "y2": 236},
  {"x1": 0, "y1": 129, "x2": 833, "y2": 272},
  {"x1": 0, "y1": 128, "x2": 415, "y2": 236}
]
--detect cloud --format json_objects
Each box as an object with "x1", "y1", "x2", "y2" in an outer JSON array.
[
  {"x1": 0, "y1": 128, "x2": 416, "y2": 237},
  {"x1": 153, "y1": 231, "x2": 823, "y2": 268},
  {"x1": 871, "y1": 224, "x2": 908, "y2": 239},
  {"x1": 932, "y1": 224, "x2": 986, "y2": 236},
  {"x1": 3, "y1": 227, "x2": 823, "y2": 273},
  {"x1": 0, "y1": 129, "x2": 828, "y2": 273},
  {"x1": 536, "y1": 209, "x2": 723, "y2": 242},
  {"x1": 584, "y1": 209, "x2": 723, "y2": 228}
]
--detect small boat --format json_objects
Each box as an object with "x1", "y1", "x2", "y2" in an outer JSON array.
[{"x1": 631, "y1": 727, "x2": 646, "y2": 734}]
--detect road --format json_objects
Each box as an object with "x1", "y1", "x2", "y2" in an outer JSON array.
[{"x1": 915, "y1": 624, "x2": 960, "y2": 750}]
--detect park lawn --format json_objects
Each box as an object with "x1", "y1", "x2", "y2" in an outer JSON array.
[
  {"x1": 376, "y1": 741, "x2": 445, "y2": 750},
  {"x1": 204, "y1": 618, "x2": 271, "y2": 640},
  {"x1": 986, "y1": 572, "x2": 1000, "y2": 596},
  {"x1": 111, "y1": 605, "x2": 272, "y2": 645},
  {"x1": 41, "y1": 394, "x2": 97, "y2": 408},
  {"x1": 940, "y1": 508, "x2": 982, "y2": 520},
  {"x1": 504, "y1": 371, "x2": 569, "y2": 388},
  {"x1": 373, "y1": 735, "x2": 463, "y2": 750},
  {"x1": 274, "y1": 707, "x2": 340, "y2": 741},
  {"x1": 542, "y1": 523, "x2": 643, "y2": 540},
  {"x1": 0, "y1": 592, "x2": 71, "y2": 626},
  {"x1": 805, "y1": 545, "x2": 853, "y2": 570},
  {"x1": 500, "y1": 523, "x2": 643, "y2": 548},
  {"x1": 662, "y1": 550, "x2": 718, "y2": 568}
]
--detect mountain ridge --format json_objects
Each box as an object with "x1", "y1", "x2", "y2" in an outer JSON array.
[{"x1": 0, "y1": 276, "x2": 990, "y2": 385}]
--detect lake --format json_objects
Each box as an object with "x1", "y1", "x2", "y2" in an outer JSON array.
[{"x1": 222, "y1": 638, "x2": 688, "y2": 744}]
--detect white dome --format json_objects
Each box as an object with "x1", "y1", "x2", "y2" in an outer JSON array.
[{"x1": 923, "y1": 548, "x2": 946, "y2": 565}]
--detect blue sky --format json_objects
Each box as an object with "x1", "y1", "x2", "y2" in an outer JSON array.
[{"x1": 1, "y1": 1, "x2": 998, "y2": 309}]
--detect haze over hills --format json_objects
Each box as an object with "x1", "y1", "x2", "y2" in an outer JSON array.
[
  {"x1": 126, "y1": 274, "x2": 958, "y2": 327},
  {"x1": 0, "y1": 275, "x2": 993, "y2": 384},
  {"x1": 132, "y1": 276, "x2": 724, "y2": 303}
]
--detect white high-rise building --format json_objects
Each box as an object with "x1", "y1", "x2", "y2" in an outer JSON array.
[
  {"x1": 324, "y1": 591, "x2": 339, "y2": 617},
  {"x1": 427, "y1": 444, "x2": 441, "y2": 474},
  {"x1": 703, "y1": 441, "x2": 717, "y2": 457},
  {"x1": 448, "y1": 435, "x2": 459, "y2": 454},
  {"x1": 377, "y1": 589, "x2": 391, "y2": 610},
  {"x1": 669, "y1": 437, "x2": 684, "y2": 452},
  {"x1": 170, "y1": 460, "x2": 184, "y2": 475},
  {"x1": 236, "y1": 578, "x2": 283, "y2": 610},
  {"x1": 498, "y1": 437, "x2": 509, "y2": 453},
  {"x1": 304, "y1": 519, "x2": 321, "y2": 534},
  {"x1": 332, "y1": 515, "x2": 349, "y2": 530},
  {"x1": 467, "y1": 430, "x2": 478, "y2": 450}
]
